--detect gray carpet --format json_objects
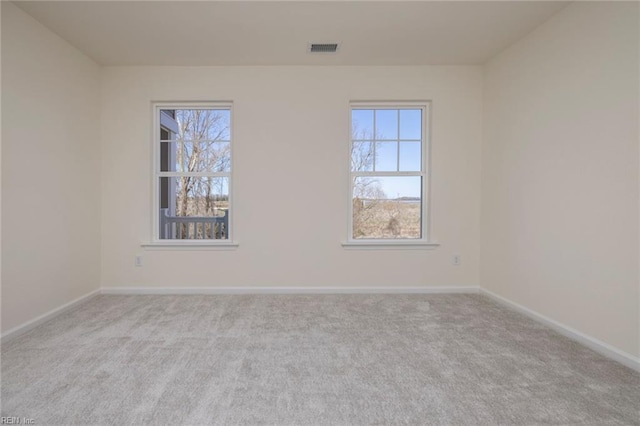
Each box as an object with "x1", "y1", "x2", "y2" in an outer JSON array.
[{"x1": 1, "y1": 294, "x2": 639, "y2": 425}]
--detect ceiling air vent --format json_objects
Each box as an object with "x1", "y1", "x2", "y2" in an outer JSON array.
[{"x1": 309, "y1": 43, "x2": 340, "y2": 53}]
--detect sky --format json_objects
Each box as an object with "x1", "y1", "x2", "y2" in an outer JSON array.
[{"x1": 352, "y1": 108, "x2": 424, "y2": 199}]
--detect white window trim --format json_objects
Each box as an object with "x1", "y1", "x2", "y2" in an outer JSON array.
[
  {"x1": 143, "y1": 101, "x2": 238, "y2": 249},
  {"x1": 344, "y1": 101, "x2": 439, "y2": 249}
]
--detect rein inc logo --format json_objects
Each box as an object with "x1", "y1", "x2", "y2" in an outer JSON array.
[{"x1": 1, "y1": 418, "x2": 34, "y2": 425}]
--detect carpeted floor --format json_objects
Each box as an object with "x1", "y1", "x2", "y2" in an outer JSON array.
[{"x1": 1, "y1": 294, "x2": 639, "y2": 425}]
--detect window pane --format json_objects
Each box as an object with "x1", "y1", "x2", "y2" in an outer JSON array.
[
  {"x1": 352, "y1": 109, "x2": 374, "y2": 140},
  {"x1": 399, "y1": 142, "x2": 421, "y2": 172},
  {"x1": 399, "y1": 109, "x2": 422, "y2": 140},
  {"x1": 351, "y1": 141, "x2": 374, "y2": 171},
  {"x1": 375, "y1": 109, "x2": 398, "y2": 140},
  {"x1": 158, "y1": 176, "x2": 229, "y2": 240},
  {"x1": 352, "y1": 176, "x2": 422, "y2": 239},
  {"x1": 173, "y1": 109, "x2": 231, "y2": 141},
  {"x1": 160, "y1": 141, "x2": 230, "y2": 173},
  {"x1": 374, "y1": 141, "x2": 398, "y2": 172}
]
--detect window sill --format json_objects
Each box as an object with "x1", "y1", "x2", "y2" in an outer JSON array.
[
  {"x1": 141, "y1": 241, "x2": 239, "y2": 250},
  {"x1": 341, "y1": 240, "x2": 440, "y2": 250}
]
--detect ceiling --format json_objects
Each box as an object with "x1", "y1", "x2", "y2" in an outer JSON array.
[{"x1": 14, "y1": 1, "x2": 569, "y2": 66}]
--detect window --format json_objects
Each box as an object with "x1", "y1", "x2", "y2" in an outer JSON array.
[
  {"x1": 348, "y1": 102, "x2": 431, "y2": 244},
  {"x1": 152, "y1": 103, "x2": 233, "y2": 244}
]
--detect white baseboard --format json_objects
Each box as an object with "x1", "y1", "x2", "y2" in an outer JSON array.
[
  {"x1": 0, "y1": 288, "x2": 101, "y2": 344},
  {"x1": 101, "y1": 286, "x2": 480, "y2": 295},
  {"x1": 480, "y1": 288, "x2": 640, "y2": 372}
]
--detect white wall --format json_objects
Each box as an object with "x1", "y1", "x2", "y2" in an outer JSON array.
[
  {"x1": 100, "y1": 66, "x2": 482, "y2": 289},
  {"x1": 1, "y1": 2, "x2": 101, "y2": 333},
  {"x1": 482, "y1": 2, "x2": 639, "y2": 357}
]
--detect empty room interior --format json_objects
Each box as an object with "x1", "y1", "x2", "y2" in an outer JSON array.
[{"x1": 1, "y1": 0, "x2": 639, "y2": 424}]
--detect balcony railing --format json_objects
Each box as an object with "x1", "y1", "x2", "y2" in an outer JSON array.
[{"x1": 160, "y1": 208, "x2": 228, "y2": 239}]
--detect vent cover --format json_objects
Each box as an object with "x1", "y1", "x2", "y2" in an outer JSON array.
[{"x1": 309, "y1": 43, "x2": 339, "y2": 53}]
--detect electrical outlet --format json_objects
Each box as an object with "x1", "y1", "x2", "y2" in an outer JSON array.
[
  {"x1": 135, "y1": 255, "x2": 143, "y2": 267},
  {"x1": 452, "y1": 255, "x2": 461, "y2": 266}
]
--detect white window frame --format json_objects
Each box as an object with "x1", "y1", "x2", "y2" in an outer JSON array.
[
  {"x1": 344, "y1": 101, "x2": 438, "y2": 248},
  {"x1": 143, "y1": 101, "x2": 237, "y2": 249}
]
